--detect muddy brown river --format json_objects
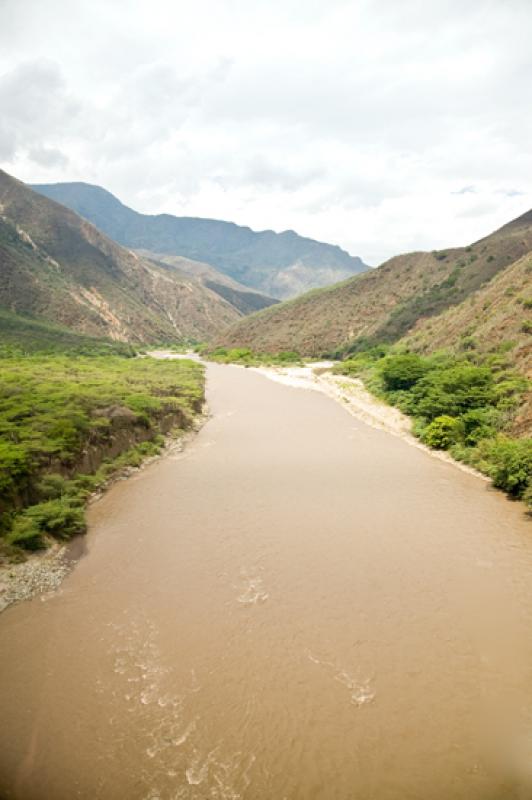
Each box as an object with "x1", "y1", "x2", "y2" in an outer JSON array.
[{"x1": 1, "y1": 363, "x2": 532, "y2": 799}]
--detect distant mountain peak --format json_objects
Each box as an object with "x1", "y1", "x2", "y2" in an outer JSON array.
[{"x1": 31, "y1": 181, "x2": 369, "y2": 299}]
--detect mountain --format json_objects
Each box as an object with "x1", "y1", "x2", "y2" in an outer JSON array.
[
  {"x1": 218, "y1": 209, "x2": 532, "y2": 358},
  {"x1": 0, "y1": 169, "x2": 251, "y2": 342},
  {"x1": 31, "y1": 182, "x2": 369, "y2": 299}
]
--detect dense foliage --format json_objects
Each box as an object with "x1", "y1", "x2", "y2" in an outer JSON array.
[
  {"x1": 0, "y1": 335, "x2": 204, "y2": 558},
  {"x1": 334, "y1": 348, "x2": 531, "y2": 508}
]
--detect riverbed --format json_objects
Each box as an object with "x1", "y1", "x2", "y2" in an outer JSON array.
[{"x1": 0, "y1": 362, "x2": 531, "y2": 799}]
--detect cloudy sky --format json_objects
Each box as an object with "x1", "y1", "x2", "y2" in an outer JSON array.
[{"x1": 1, "y1": 0, "x2": 531, "y2": 264}]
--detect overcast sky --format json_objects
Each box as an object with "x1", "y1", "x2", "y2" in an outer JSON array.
[{"x1": 1, "y1": 0, "x2": 531, "y2": 264}]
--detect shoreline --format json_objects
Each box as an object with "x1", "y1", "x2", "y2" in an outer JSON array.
[
  {"x1": 0, "y1": 354, "x2": 501, "y2": 614},
  {"x1": 0, "y1": 408, "x2": 208, "y2": 615},
  {"x1": 252, "y1": 363, "x2": 490, "y2": 482}
]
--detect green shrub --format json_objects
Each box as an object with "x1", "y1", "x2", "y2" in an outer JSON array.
[
  {"x1": 0, "y1": 442, "x2": 29, "y2": 494},
  {"x1": 276, "y1": 351, "x2": 300, "y2": 363},
  {"x1": 7, "y1": 518, "x2": 47, "y2": 551},
  {"x1": 483, "y1": 437, "x2": 532, "y2": 498},
  {"x1": 460, "y1": 336, "x2": 477, "y2": 351},
  {"x1": 421, "y1": 416, "x2": 464, "y2": 449},
  {"x1": 21, "y1": 498, "x2": 86, "y2": 540},
  {"x1": 227, "y1": 348, "x2": 253, "y2": 362},
  {"x1": 36, "y1": 473, "x2": 69, "y2": 500},
  {"x1": 461, "y1": 408, "x2": 499, "y2": 445},
  {"x1": 380, "y1": 354, "x2": 429, "y2": 391},
  {"x1": 411, "y1": 364, "x2": 495, "y2": 420}
]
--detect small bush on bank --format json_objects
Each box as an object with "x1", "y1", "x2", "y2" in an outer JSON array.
[
  {"x1": 6, "y1": 517, "x2": 47, "y2": 551},
  {"x1": 421, "y1": 416, "x2": 464, "y2": 449},
  {"x1": 7, "y1": 498, "x2": 85, "y2": 550},
  {"x1": 481, "y1": 437, "x2": 532, "y2": 499}
]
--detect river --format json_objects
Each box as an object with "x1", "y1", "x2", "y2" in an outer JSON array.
[{"x1": 0, "y1": 362, "x2": 531, "y2": 799}]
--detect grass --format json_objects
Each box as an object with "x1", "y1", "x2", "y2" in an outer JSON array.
[
  {"x1": 0, "y1": 308, "x2": 137, "y2": 357},
  {"x1": 0, "y1": 319, "x2": 204, "y2": 558}
]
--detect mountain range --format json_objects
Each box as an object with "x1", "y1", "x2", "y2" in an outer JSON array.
[
  {"x1": 1, "y1": 167, "x2": 530, "y2": 420},
  {"x1": 0, "y1": 169, "x2": 275, "y2": 342},
  {"x1": 31, "y1": 182, "x2": 369, "y2": 299}
]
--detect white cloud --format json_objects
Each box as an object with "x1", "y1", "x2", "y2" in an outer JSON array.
[{"x1": 0, "y1": 0, "x2": 531, "y2": 264}]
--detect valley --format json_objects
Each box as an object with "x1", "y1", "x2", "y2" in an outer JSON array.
[
  {"x1": 1, "y1": 361, "x2": 531, "y2": 799},
  {"x1": 0, "y1": 167, "x2": 530, "y2": 800}
]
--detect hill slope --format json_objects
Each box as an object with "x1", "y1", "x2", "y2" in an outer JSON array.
[
  {"x1": 0, "y1": 169, "x2": 250, "y2": 342},
  {"x1": 31, "y1": 182, "x2": 369, "y2": 299},
  {"x1": 402, "y1": 251, "x2": 532, "y2": 436},
  {"x1": 138, "y1": 251, "x2": 277, "y2": 315},
  {"x1": 219, "y1": 209, "x2": 532, "y2": 356}
]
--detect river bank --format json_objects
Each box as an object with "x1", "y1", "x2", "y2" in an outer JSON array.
[
  {"x1": 0, "y1": 412, "x2": 207, "y2": 614},
  {"x1": 252, "y1": 362, "x2": 490, "y2": 481}
]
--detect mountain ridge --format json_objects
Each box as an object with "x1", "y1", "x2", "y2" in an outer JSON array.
[
  {"x1": 0, "y1": 169, "x2": 253, "y2": 342},
  {"x1": 218, "y1": 207, "x2": 532, "y2": 360},
  {"x1": 31, "y1": 181, "x2": 369, "y2": 299}
]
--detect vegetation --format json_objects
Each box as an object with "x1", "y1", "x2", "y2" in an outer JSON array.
[
  {"x1": 198, "y1": 345, "x2": 303, "y2": 367},
  {"x1": 0, "y1": 309, "x2": 137, "y2": 357},
  {"x1": 334, "y1": 348, "x2": 531, "y2": 508},
  {"x1": 201, "y1": 339, "x2": 530, "y2": 508},
  {"x1": 219, "y1": 210, "x2": 532, "y2": 365},
  {"x1": 0, "y1": 325, "x2": 204, "y2": 559}
]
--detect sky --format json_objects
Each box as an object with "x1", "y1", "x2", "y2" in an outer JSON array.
[{"x1": 1, "y1": 0, "x2": 532, "y2": 265}]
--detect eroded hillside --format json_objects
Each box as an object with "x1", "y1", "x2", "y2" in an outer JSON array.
[{"x1": 0, "y1": 170, "x2": 244, "y2": 342}]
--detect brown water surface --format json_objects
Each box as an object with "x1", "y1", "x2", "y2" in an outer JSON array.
[{"x1": 1, "y1": 364, "x2": 532, "y2": 799}]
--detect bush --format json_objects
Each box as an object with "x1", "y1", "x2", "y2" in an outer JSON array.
[
  {"x1": 275, "y1": 351, "x2": 300, "y2": 363},
  {"x1": 483, "y1": 437, "x2": 532, "y2": 498},
  {"x1": 380, "y1": 354, "x2": 429, "y2": 391},
  {"x1": 0, "y1": 442, "x2": 30, "y2": 495},
  {"x1": 334, "y1": 354, "x2": 374, "y2": 377},
  {"x1": 7, "y1": 518, "x2": 47, "y2": 550},
  {"x1": 227, "y1": 348, "x2": 253, "y2": 362},
  {"x1": 12, "y1": 498, "x2": 86, "y2": 544},
  {"x1": 411, "y1": 364, "x2": 495, "y2": 420},
  {"x1": 461, "y1": 408, "x2": 499, "y2": 445},
  {"x1": 421, "y1": 416, "x2": 464, "y2": 449},
  {"x1": 36, "y1": 473, "x2": 69, "y2": 500}
]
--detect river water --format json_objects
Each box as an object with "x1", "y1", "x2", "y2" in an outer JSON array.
[{"x1": 1, "y1": 363, "x2": 532, "y2": 800}]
